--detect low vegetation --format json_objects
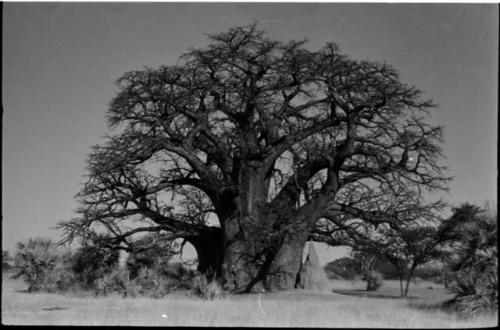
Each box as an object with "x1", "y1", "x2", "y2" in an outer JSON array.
[
  {"x1": 2, "y1": 250, "x2": 13, "y2": 272},
  {"x1": 8, "y1": 236, "x2": 197, "y2": 299},
  {"x1": 191, "y1": 274, "x2": 226, "y2": 300},
  {"x1": 70, "y1": 243, "x2": 119, "y2": 289},
  {"x1": 441, "y1": 203, "x2": 498, "y2": 317},
  {"x1": 10, "y1": 238, "x2": 75, "y2": 293},
  {"x1": 2, "y1": 273, "x2": 497, "y2": 327},
  {"x1": 4, "y1": 203, "x2": 496, "y2": 326}
]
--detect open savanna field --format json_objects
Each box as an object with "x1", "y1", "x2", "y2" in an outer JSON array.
[{"x1": 2, "y1": 273, "x2": 497, "y2": 327}]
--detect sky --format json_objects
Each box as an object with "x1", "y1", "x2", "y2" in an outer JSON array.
[{"x1": 2, "y1": 3, "x2": 498, "y2": 264}]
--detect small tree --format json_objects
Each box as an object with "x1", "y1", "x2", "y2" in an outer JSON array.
[
  {"x1": 336, "y1": 213, "x2": 447, "y2": 297},
  {"x1": 351, "y1": 250, "x2": 384, "y2": 291},
  {"x1": 377, "y1": 226, "x2": 445, "y2": 297}
]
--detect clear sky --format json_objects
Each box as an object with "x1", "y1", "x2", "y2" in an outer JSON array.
[{"x1": 2, "y1": 3, "x2": 498, "y2": 264}]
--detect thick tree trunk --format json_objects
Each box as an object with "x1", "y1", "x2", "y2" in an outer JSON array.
[
  {"x1": 188, "y1": 227, "x2": 224, "y2": 281},
  {"x1": 221, "y1": 227, "x2": 309, "y2": 292},
  {"x1": 221, "y1": 205, "x2": 316, "y2": 292},
  {"x1": 219, "y1": 162, "x2": 273, "y2": 292},
  {"x1": 266, "y1": 229, "x2": 309, "y2": 290},
  {"x1": 214, "y1": 161, "x2": 324, "y2": 293}
]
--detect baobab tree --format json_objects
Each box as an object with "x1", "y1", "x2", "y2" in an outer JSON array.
[{"x1": 58, "y1": 23, "x2": 449, "y2": 292}]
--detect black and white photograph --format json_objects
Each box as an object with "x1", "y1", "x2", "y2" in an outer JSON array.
[{"x1": 2, "y1": 1, "x2": 498, "y2": 327}]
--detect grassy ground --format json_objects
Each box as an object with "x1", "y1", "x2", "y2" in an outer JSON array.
[{"x1": 2, "y1": 272, "x2": 497, "y2": 327}]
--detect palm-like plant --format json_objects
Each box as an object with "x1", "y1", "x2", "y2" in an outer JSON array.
[{"x1": 441, "y1": 203, "x2": 498, "y2": 316}]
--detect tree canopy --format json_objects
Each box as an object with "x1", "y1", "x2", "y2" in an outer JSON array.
[{"x1": 59, "y1": 23, "x2": 449, "y2": 292}]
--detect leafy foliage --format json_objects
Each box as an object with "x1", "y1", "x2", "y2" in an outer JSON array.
[
  {"x1": 130, "y1": 267, "x2": 180, "y2": 298},
  {"x1": 351, "y1": 250, "x2": 385, "y2": 291},
  {"x1": 2, "y1": 250, "x2": 13, "y2": 271},
  {"x1": 70, "y1": 243, "x2": 119, "y2": 288},
  {"x1": 324, "y1": 257, "x2": 361, "y2": 280},
  {"x1": 362, "y1": 270, "x2": 384, "y2": 291},
  {"x1": 442, "y1": 203, "x2": 497, "y2": 316},
  {"x1": 125, "y1": 234, "x2": 179, "y2": 278},
  {"x1": 11, "y1": 238, "x2": 75, "y2": 292},
  {"x1": 324, "y1": 255, "x2": 398, "y2": 281},
  {"x1": 95, "y1": 268, "x2": 134, "y2": 297},
  {"x1": 336, "y1": 204, "x2": 449, "y2": 297},
  {"x1": 95, "y1": 261, "x2": 196, "y2": 298}
]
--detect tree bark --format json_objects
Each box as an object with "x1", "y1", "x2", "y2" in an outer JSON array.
[
  {"x1": 267, "y1": 230, "x2": 309, "y2": 290},
  {"x1": 209, "y1": 160, "x2": 324, "y2": 293},
  {"x1": 403, "y1": 266, "x2": 417, "y2": 297},
  {"x1": 219, "y1": 162, "x2": 272, "y2": 292},
  {"x1": 187, "y1": 227, "x2": 224, "y2": 281},
  {"x1": 403, "y1": 278, "x2": 411, "y2": 297},
  {"x1": 399, "y1": 275, "x2": 404, "y2": 297}
]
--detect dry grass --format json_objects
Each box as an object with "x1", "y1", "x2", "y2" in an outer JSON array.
[{"x1": 2, "y1": 273, "x2": 497, "y2": 327}]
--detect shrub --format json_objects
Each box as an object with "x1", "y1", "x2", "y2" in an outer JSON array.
[
  {"x1": 70, "y1": 244, "x2": 119, "y2": 288},
  {"x1": 447, "y1": 265, "x2": 497, "y2": 317},
  {"x1": 129, "y1": 267, "x2": 176, "y2": 298},
  {"x1": 442, "y1": 203, "x2": 498, "y2": 317},
  {"x1": 11, "y1": 238, "x2": 75, "y2": 292},
  {"x1": 324, "y1": 257, "x2": 361, "y2": 280},
  {"x1": 41, "y1": 255, "x2": 77, "y2": 292},
  {"x1": 191, "y1": 274, "x2": 225, "y2": 300},
  {"x1": 2, "y1": 250, "x2": 13, "y2": 272},
  {"x1": 161, "y1": 262, "x2": 196, "y2": 288},
  {"x1": 96, "y1": 264, "x2": 194, "y2": 298},
  {"x1": 125, "y1": 233, "x2": 178, "y2": 279},
  {"x1": 95, "y1": 268, "x2": 135, "y2": 297},
  {"x1": 414, "y1": 261, "x2": 447, "y2": 282},
  {"x1": 363, "y1": 270, "x2": 384, "y2": 291}
]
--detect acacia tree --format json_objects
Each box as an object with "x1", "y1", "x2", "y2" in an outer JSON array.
[
  {"x1": 379, "y1": 225, "x2": 446, "y2": 297},
  {"x1": 59, "y1": 23, "x2": 448, "y2": 292},
  {"x1": 335, "y1": 199, "x2": 450, "y2": 297}
]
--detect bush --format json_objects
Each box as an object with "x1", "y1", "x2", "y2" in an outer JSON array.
[
  {"x1": 125, "y1": 233, "x2": 178, "y2": 279},
  {"x1": 161, "y1": 262, "x2": 196, "y2": 288},
  {"x1": 2, "y1": 250, "x2": 13, "y2": 272},
  {"x1": 95, "y1": 268, "x2": 135, "y2": 297},
  {"x1": 414, "y1": 261, "x2": 447, "y2": 282},
  {"x1": 11, "y1": 238, "x2": 75, "y2": 292},
  {"x1": 129, "y1": 262, "x2": 197, "y2": 297},
  {"x1": 129, "y1": 267, "x2": 176, "y2": 298},
  {"x1": 71, "y1": 244, "x2": 119, "y2": 288},
  {"x1": 446, "y1": 265, "x2": 497, "y2": 317},
  {"x1": 96, "y1": 263, "x2": 195, "y2": 298},
  {"x1": 362, "y1": 270, "x2": 384, "y2": 291},
  {"x1": 324, "y1": 257, "x2": 361, "y2": 280},
  {"x1": 191, "y1": 274, "x2": 225, "y2": 300},
  {"x1": 40, "y1": 254, "x2": 77, "y2": 293},
  {"x1": 445, "y1": 294, "x2": 498, "y2": 318},
  {"x1": 442, "y1": 203, "x2": 498, "y2": 317}
]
